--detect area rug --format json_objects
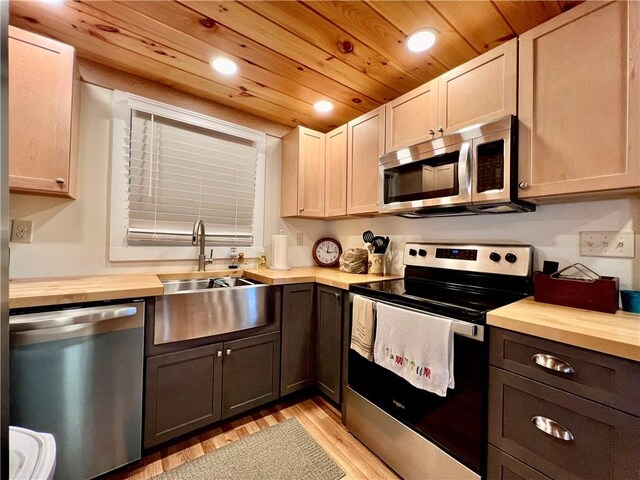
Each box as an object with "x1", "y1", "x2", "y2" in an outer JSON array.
[{"x1": 153, "y1": 418, "x2": 345, "y2": 480}]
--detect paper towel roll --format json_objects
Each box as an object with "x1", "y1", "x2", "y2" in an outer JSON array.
[{"x1": 270, "y1": 234, "x2": 291, "y2": 271}]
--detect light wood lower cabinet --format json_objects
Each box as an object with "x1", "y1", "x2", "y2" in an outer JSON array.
[
  {"x1": 9, "y1": 26, "x2": 80, "y2": 198},
  {"x1": 518, "y1": 1, "x2": 640, "y2": 201},
  {"x1": 281, "y1": 126, "x2": 325, "y2": 218},
  {"x1": 347, "y1": 106, "x2": 385, "y2": 214}
]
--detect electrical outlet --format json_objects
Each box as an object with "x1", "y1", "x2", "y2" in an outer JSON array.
[
  {"x1": 11, "y1": 219, "x2": 34, "y2": 243},
  {"x1": 579, "y1": 231, "x2": 635, "y2": 258},
  {"x1": 296, "y1": 232, "x2": 304, "y2": 246}
]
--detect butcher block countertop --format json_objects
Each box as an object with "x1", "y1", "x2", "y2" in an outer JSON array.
[
  {"x1": 488, "y1": 297, "x2": 640, "y2": 361},
  {"x1": 9, "y1": 274, "x2": 165, "y2": 309},
  {"x1": 9, "y1": 267, "x2": 398, "y2": 308},
  {"x1": 243, "y1": 267, "x2": 399, "y2": 289}
]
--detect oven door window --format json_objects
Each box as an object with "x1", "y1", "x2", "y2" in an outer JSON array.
[
  {"x1": 348, "y1": 334, "x2": 486, "y2": 473},
  {"x1": 384, "y1": 150, "x2": 461, "y2": 204}
]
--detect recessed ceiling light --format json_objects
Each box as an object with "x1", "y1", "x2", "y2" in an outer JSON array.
[
  {"x1": 405, "y1": 28, "x2": 438, "y2": 53},
  {"x1": 211, "y1": 57, "x2": 238, "y2": 75},
  {"x1": 313, "y1": 100, "x2": 334, "y2": 113},
  {"x1": 38, "y1": 0, "x2": 63, "y2": 3}
]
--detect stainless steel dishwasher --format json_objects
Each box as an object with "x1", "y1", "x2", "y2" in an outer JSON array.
[{"x1": 9, "y1": 300, "x2": 145, "y2": 480}]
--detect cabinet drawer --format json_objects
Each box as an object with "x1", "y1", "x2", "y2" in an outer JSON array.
[
  {"x1": 489, "y1": 367, "x2": 640, "y2": 480},
  {"x1": 487, "y1": 445, "x2": 550, "y2": 480},
  {"x1": 490, "y1": 328, "x2": 640, "y2": 416}
]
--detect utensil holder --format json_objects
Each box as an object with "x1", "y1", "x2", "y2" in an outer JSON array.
[{"x1": 368, "y1": 253, "x2": 385, "y2": 276}]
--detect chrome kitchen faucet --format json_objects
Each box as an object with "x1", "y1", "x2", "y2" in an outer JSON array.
[{"x1": 192, "y1": 219, "x2": 214, "y2": 271}]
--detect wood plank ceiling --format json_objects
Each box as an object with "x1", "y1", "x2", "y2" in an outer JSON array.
[{"x1": 9, "y1": 0, "x2": 582, "y2": 132}]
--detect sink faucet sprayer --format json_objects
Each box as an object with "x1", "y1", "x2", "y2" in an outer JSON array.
[{"x1": 192, "y1": 219, "x2": 214, "y2": 271}]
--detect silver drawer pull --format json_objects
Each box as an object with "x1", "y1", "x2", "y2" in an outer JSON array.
[
  {"x1": 532, "y1": 353, "x2": 574, "y2": 374},
  {"x1": 531, "y1": 416, "x2": 574, "y2": 442}
]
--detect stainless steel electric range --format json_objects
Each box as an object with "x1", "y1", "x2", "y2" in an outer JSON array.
[{"x1": 345, "y1": 242, "x2": 533, "y2": 480}]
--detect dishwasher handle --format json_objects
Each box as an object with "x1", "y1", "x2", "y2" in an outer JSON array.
[{"x1": 10, "y1": 305, "x2": 139, "y2": 332}]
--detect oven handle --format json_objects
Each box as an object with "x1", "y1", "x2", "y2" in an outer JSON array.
[{"x1": 350, "y1": 293, "x2": 484, "y2": 342}]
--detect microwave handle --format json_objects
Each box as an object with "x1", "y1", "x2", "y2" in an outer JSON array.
[{"x1": 459, "y1": 142, "x2": 472, "y2": 200}]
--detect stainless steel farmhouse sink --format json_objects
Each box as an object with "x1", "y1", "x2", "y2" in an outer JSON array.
[{"x1": 154, "y1": 276, "x2": 273, "y2": 345}]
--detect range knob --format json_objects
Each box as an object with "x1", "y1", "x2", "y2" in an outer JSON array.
[
  {"x1": 505, "y1": 253, "x2": 518, "y2": 264},
  {"x1": 418, "y1": 249, "x2": 427, "y2": 257},
  {"x1": 489, "y1": 252, "x2": 501, "y2": 262},
  {"x1": 408, "y1": 248, "x2": 417, "y2": 256}
]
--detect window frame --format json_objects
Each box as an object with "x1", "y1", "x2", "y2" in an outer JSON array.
[{"x1": 109, "y1": 91, "x2": 266, "y2": 262}]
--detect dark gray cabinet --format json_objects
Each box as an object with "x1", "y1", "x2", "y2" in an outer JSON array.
[
  {"x1": 280, "y1": 283, "x2": 314, "y2": 396},
  {"x1": 145, "y1": 332, "x2": 281, "y2": 448},
  {"x1": 144, "y1": 344, "x2": 223, "y2": 448},
  {"x1": 316, "y1": 285, "x2": 343, "y2": 403},
  {"x1": 222, "y1": 332, "x2": 280, "y2": 419},
  {"x1": 488, "y1": 327, "x2": 640, "y2": 480}
]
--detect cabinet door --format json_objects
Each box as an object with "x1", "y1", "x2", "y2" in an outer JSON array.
[
  {"x1": 518, "y1": 1, "x2": 640, "y2": 200},
  {"x1": 325, "y1": 125, "x2": 348, "y2": 217},
  {"x1": 144, "y1": 343, "x2": 223, "y2": 448},
  {"x1": 487, "y1": 445, "x2": 550, "y2": 480},
  {"x1": 385, "y1": 80, "x2": 438, "y2": 153},
  {"x1": 222, "y1": 332, "x2": 280, "y2": 419},
  {"x1": 347, "y1": 107, "x2": 385, "y2": 215},
  {"x1": 280, "y1": 283, "x2": 314, "y2": 396},
  {"x1": 281, "y1": 126, "x2": 325, "y2": 218},
  {"x1": 438, "y1": 38, "x2": 517, "y2": 135},
  {"x1": 8, "y1": 27, "x2": 79, "y2": 198},
  {"x1": 316, "y1": 285, "x2": 343, "y2": 403},
  {"x1": 489, "y1": 367, "x2": 640, "y2": 480}
]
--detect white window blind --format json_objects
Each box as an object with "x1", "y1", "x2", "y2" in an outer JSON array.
[
  {"x1": 126, "y1": 111, "x2": 258, "y2": 246},
  {"x1": 110, "y1": 92, "x2": 266, "y2": 262}
]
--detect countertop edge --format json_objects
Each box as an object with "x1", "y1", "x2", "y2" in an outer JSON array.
[{"x1": 487, "y1": 299, "x2": 640, "y2": 362}]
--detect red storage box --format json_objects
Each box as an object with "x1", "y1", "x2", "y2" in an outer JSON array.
[{"x1": 534, "y1": 271, "x2": 619, "y2": 314}]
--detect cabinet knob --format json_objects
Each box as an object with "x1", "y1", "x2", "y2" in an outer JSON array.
[
  {"x1": 518, "y1": 181, "x2": 529, "y2": 190},
  {"x1": 437, "y1": 126, "x2": 444, "y2": 134},
  {"x1": 217, "y1": 350, "x2": 223, "y2": 358},
  {"x1": 226, "y1": 349, "x2": 232, "y2": 356},
  {"x1": 299, "y1": 207, "x2": 305, "y2": 213},
  {"x1": 334, "y1": 292, "x2": 340, "y2": 300},
  {"x1": 429, "y1": 129, "x2": 435, "y2": 137},
  {"x1": 55, "y1": 177, "x2": 65, "y2": 185}
]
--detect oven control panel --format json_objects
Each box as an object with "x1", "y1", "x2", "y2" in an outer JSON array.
[{"x1": 404, "y1": 243, "x2": 533, "y2": 277}]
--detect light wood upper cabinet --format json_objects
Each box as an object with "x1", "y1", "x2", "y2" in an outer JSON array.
[
  {"x1": 438, "y1": 38, "x2": 517, "y2": 134},
  {"x1": 384, "y1": 80, "x2": 438, "y2": 153},
  {"x1": 347, "y1": 107, "x2": 385, "y2": 215},
  {"x1": 9, "y1": 27, "x2": 80, "y2": 198},
  {"x1": 281, "y1": 126, "x2": 326, "y2": 218},
  {"x1": 325, "y1": 125, "x2": 348, "y2": 217},
  {"x1": 518, "y1": 1, "x2": 640, "y2": 201}
]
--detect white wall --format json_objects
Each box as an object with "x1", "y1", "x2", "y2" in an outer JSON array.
[
  {"x1": 325, "y1": 199, "x2": 639, "y2": 290},
  {"x1": 8, "y1": 82, "x2": 307, "y2": 277},
  {"x1": 9, "y1": 83, "x2": 639, "y2": 290}
]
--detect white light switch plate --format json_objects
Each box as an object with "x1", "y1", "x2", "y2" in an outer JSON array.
[
  {"x1": 579, "y1": 231, "x2": 635, "y2": 258},
  {"x1": 11, "y1": 219, "x2": 34, "y2": 243}
]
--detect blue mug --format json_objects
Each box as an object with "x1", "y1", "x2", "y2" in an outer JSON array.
[{"x1": 620, "y1": 290, "x2": 640, "y2": 314}]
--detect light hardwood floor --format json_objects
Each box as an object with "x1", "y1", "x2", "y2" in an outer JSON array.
[{"x1": 105, "y1": 394, "x2": 399, "y2": 480}]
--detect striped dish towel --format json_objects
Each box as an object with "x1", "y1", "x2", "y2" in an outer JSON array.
[{"x1": 350, "y1": 295, "x2": 375, "y2": 361}]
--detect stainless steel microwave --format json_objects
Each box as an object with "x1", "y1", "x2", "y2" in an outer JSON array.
[{"x1": 378, "y1": 116, "x2": 535, "y2": 217}]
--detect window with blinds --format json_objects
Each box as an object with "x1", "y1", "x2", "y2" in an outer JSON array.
[{"x1": 110, "y1": 92, "x2": 266, "y2": 261}]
